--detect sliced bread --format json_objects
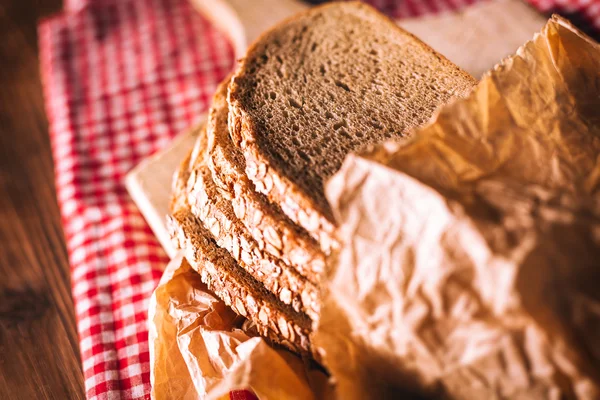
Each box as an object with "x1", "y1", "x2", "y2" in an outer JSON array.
[
  {"x1": 169, "y1": 149, "x2": 312, "y2": 354},
  {"x1": 228, "y1": 1, "x2": 477, "y2": 243},
  {"x1": 187, "y1": 128, "x2": 319, "y2": 320},
  {"x1": 206, "y1": 78, "x2": 328, "y2": 281}
]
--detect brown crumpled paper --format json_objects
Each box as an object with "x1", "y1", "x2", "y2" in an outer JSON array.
[
  {"x1": 149, "y1": 253, "x2": 330, "y2": 399},
  {"x1": 316, "y1": 15, "x2": 600, "y2": 400}
]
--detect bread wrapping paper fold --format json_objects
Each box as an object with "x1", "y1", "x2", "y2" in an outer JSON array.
[
  {"x1": 316, "y1": 15, "x2": 600, "y2": 400},
  {"x1": 149, "y1": 254, "x2": 330, "y2": 399},
  {"x1": 148, "y1": 15, "x2": 600, "y2": 400}
]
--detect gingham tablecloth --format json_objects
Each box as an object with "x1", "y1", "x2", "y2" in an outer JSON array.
[{"x1": 38, "y1": 0, "x2": 600, "y2": 398}]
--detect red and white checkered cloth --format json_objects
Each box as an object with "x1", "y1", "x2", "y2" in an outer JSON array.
[{"x1": 38, "y1": 0, "x2": 600, "y2": 398}]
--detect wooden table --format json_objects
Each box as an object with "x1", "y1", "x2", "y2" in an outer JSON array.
[{"x1": 0, "y1": 0, "x2": 85, "y2": 398}]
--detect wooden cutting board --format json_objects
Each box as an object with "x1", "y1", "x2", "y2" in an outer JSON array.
[
  {"x1": 125, "y1": 119, "x2": 205, "y2": 258},
  {"x1": 399, "y1": 0, "x2": 547, "y2": 79},
  {"x1": 125, "y1": 0, "x2": 547, "y2": 260}
]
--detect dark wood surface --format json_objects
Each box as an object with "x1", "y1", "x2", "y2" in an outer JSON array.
[{"x1": 0, "y1": 0, "x2": 85, "y2": 398}]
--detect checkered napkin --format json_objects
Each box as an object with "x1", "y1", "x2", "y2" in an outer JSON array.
[{"x1": 38, "y1": 0, "x2": 600, "y2": 398}]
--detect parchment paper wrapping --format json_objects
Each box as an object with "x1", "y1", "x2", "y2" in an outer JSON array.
[
  {"x1": 149, "y1": 254, "x2": 330, "y2": 399},
  {"x1": 316, "y1": 16, "x2": 600, "y2": 400}
]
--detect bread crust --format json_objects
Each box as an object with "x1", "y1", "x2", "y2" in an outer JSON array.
[
  {"x1": 186, "y1": 128, "x2": 320, "y2": 320},
  {"x1": 228, "y1": 101, "x2": 341, "y2": 251},
  {"x1": 168, "y1": 144, "x2": 312, "y2": 354},
  {"x1": 207, "y1": 78, "x2": 328, "y2": 279},
  {"x1": 168, "y1": 207, "x2": 312, "y2": 354}
]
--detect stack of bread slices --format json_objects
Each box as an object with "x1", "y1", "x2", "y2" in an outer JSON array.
[{"x1": 168, "y1": 2, "x2": 476, "y2": 355}]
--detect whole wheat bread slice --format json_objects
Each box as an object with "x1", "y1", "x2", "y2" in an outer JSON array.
[
  {"x1": 187, "y1": 128, "x2": 319, "y2": 320},
  {"x1": 228, "y1": 2, "x2": 477, "y2": 244},
  {"x1": 206, "y1": 78, "x2": 328, "y2": 282},
  {"x1": 169, "y1": 149, "x2": 312, "y2": 354}
]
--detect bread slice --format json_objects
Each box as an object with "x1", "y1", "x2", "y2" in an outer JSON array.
[
  {"x1": 228, "y1": 1, "x2": 477, "y2": 244},
  {"x1": 206, "y1": 78, "x2": 327, "y2": 283},
  {"x1": 169, "y1": 148, "x2": 312, "y2": 354},
  {"x1": 187, "y1": 127, "x2": 319, "y2": 320}
]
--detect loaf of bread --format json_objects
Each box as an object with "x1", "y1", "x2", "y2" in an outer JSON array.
[{"x1": 169, "y1": 1, "x2": 477, "y2": 356}]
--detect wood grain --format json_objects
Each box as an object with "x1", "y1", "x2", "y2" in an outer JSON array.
[{"x1": 0, "y1": 0, "x2": 85, "y2": 399}]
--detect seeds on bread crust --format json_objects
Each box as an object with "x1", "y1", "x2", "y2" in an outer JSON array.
[
  {"x1": 168, "y1": 208, "x2": 311, "y2": 354},
  {"x1": 206, "y1": 79, "x2": 329, "y2": 279},
  {"x1": 168, "y1": 151, "x2": 312, "y2": 354},
  {"x1": 188, "y1": 136, "x2": 320, "y2": 320},
  {"x1": 228, "y1": 109, "x2": 340, "y2": 252}
]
